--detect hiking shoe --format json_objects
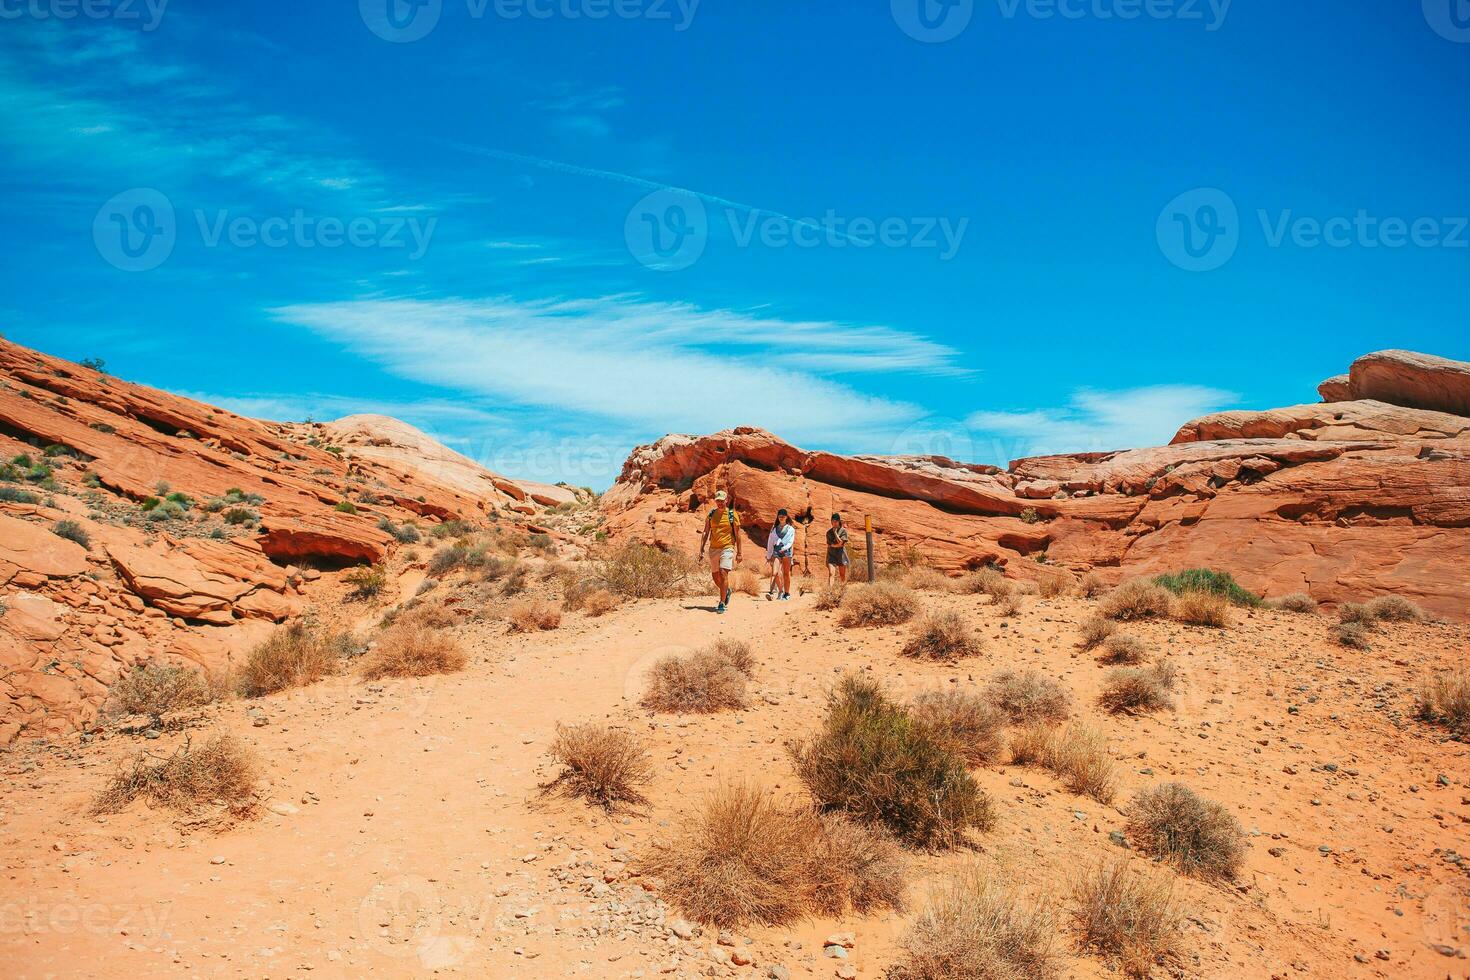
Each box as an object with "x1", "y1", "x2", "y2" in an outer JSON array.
[
  {"x1": 716, "y1": 601, "x2": 726, "y2": 614},
  {"x1": 780, "y1": 592, "x2": 790, "y2": 600}
]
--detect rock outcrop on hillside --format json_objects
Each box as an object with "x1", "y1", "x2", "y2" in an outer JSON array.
[
  {"x1": 0, "y1": 338, "x2": 528, "y2": 743},
  {"x1": 602, "y1": 350, "x2": 1470, "y2": 620}
]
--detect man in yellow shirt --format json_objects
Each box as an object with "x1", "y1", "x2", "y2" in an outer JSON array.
[{"x1": 697, "y1": 490, "x2": 743, "y2": 613}]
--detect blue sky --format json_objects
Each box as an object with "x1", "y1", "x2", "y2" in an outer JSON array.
[{"x1": 1, "y1": 1, "x2": 1466, "y2": 488}]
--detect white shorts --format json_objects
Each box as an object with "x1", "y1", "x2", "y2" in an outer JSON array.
[{"x1": 711, "y1": 547, "x2": 735, "y2": 572}]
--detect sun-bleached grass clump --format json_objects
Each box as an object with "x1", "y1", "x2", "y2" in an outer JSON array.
[
  {"x1": 1366, "y1": 594, "x2": 1426, "y2": 622},
  {"x1": 1036, "y1": 572, "x2": 1072, "y2": 598},
  {"x1": 911, "y1": 689, "x2": 1007, "y2": 765},
  {"x1": 91, "y1": 734, "x2": 258, "y2": 815},
  {"x1": 1268, "y1": 592, "x2": 1318, "y2": 614},
  {"x1": 838, "y1": 581, "x2": 920, "y2": 628},
  {"x1": 1009, "y1": 722, "x2": 1119, "y2": 803},
  {"x1": 1071, "y1": 859, "x2": 1184, "y2": 977},
  {"x1": 360, "y1": 621, "x2": 468, "y2": 679},
  {"x1": 1172, "y1": 590, "x2": 1231, "y2": 628},
  {"x1": 1079, "y1": 615, "x2": 1116, "y2": 651},
  {"x1": 1331, "y1": 621, "x2": 1371, "y2": 650},
  {"x1": 106, "y1": 663, "x2": 222, "y2": 726},
  {"x1": 1099, "y1": 663, "x2": 1177, "y2": 715},
  {"x1": 902, "y1": 566, "x2": 956, "y2": 593},
  {"x1": 507, "y1": 598, "x2": 562, "y2": 632},
  {"x1": 640, "y1": 782, "x2": 906, "y2": 928},
  {"x1": 1126, "y1": 783, "x2": 1247, "y2": 880},
  {"x1": 791, "y1": 676, "x2": 993, "y2": 848},
  {"x1": 984, "y1": 670, "x2": 1071, "y2": 724},
  {"x1": 901, "y1": 610, "x2": 982, "y2": 662},
  {"x1": 581, "y1": 588, "x2": 619, "y2": 617},
  {"x1": 594, "y1": 540, "x2": 695, "y2": 598},
  {"x1": 641, "y1": 642, "x2": 753, "y2": 714},
  {"x1": 544, "y1": 722, "x2": 652, "y2": 811},
  {"x1": 1078, "y1": 571, "x2": 1109, "y2": 598},
  {"x1": 886, "y1": 865, "x2": 1058, "y2": 980},
  {"x1": 1100, "y1": 632, "x2": 1149, "y2": 665},
  {"x1": 1416, "y1": 669, "x2": 1469, "y2": 737},
  {"x1": 957, "y1": 567, "x2": 1011, "y2": 599},
  {"x1": 1099, "y1": 579, "x2": 1174, "y2": 621},
  {"x1": 236, "y1": 622, "x2": 355, "y2": 696},
  {"x1": 815, "y1": 584, "x2": 846, "y2": 611}
]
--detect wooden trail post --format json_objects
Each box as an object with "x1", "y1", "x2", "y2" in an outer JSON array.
[{"x1": 865, "y1": 515, "x2": 875, "y2": 583}]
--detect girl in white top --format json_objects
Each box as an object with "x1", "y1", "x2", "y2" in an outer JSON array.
[{"x1": 764, "y1": 508, "x2": 796, "y2": 601}]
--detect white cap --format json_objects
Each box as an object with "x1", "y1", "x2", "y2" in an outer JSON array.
[{"x1": 714, "y1": 490, "x2": 727, "y2": 501}]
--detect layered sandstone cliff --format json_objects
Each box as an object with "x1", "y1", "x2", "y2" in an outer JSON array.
[{"x1": 601, "y1": 350, "x2": 1470, "y2": 620}]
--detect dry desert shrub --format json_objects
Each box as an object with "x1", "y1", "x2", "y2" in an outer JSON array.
[
  {"x1": 1099, "y1": 579, "x2": 1175, "y2": 621},
  {"x1": 594, "y1": 540, "x2": 694, "y2": 598},
  {"x1": 1172, "y1": 590, "x2": 1231, "y2": 628},
  {"x1": 838, "y1": 581, "x2": 920, "y2": 628},
  {"x1": 1078, "y1": 571, "x2": 1109, "y2": 598},
  {"x1": 1071, "y1": 859, "x2": 1184, "y2": 977},
  {"x1": 236, "y1": 622, "x2": 354, "y2": 696},
  {"x1": 1268, "y1": 592, "x2": 1318, "y2": 614},
  {"x1": 1037, "y1": 572, "x2": 1072, "y2": 598},
  {"x1": 1367, "y1": 594, "x2": 1426, "y2": 622},
  {"x1": 728, "y1": 567, "x2": 763, "y2": 596},
  {"x1": 544, "y1": 722, "x2": 651, "y2": 811},
  {"x1": 360, "y1": 621, "x2": 467, "y2": 679},
  {"x1": 1126, "y1": 783, "x2": 1247, "y2": 880},
  {"x1": 1079, "y1": 615, "x2": 1116, "y2": 650},
  {"x1": 707, "y1": 638, "x2": 756, "y2": 677},
  {"x1": 91, "y1": 734, "x2": 257, "y2": 815},
  {"x1": 640, "y1": 782, "x2": 906, "y2": 928},
  {"x1": 1416, "y1": 669, "x2": 1470, "y2": 736},
  {"x1": 641, "y1": 645, "x2": 749, "y2": 713},
  {"x1": 911, "y1": 689, "x2": 1007, "y2": 765},
  {"x1": 1011, "y1": 723, "x2": 1118, "y2": 803},
  {"x1": 507, "y1": 598, "x2": 562, "y2": 632},
  {"x1": 807, "y1": 812, "x2": 909, "y2": 917},
  {"x1": 885, "y1": 865, "x2": 1058, "y2": 980},
  {"x1": 993, "y1": 593, "x2": 1023, "y2": 617},
  {"x1": 1100, "y1": 632, "x2": 1149, "y2": 665},
  {"x1": 903, "y1": 566, "x2": 956, "y2": 593},
  {"x1": 791, "y1": 675, "x2": 994, "y2": 848},
  {"x1": 582, "y1": 588, "x2": 619, "y2": 617},
  {"x1": 1337, "y1": 601, "x2": 1374, "y2": 625},
  {"x1": 1099, "y1": 664, "x2": 1176, "y2": 715},
  {"x1": 1331, "y1": 621, "x2": 1371, "y2": 650},
  {"x1": 958, "y1": 567, "x2": 1011, "y2": 599},
  {"x1": 985, "y1": 670, "x2": 1071, "y2": 724},
  {"x1": 815, "y1": 583, "x2": 846, "y2": 611},
  {"x1": 901, "y1": 610, "x2": 982, "y2": 662},
  {"x1": 106, "y1": 663, "x2": 221, "y2": 725}
]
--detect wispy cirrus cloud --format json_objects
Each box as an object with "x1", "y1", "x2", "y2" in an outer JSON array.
[
  {"x1": 268, "y1": 295, "x2": 967, "y2": 444},
  {"x1": 0, "y1": 23, "x2": 384, "y2": 205},
  {"x1": 966, "y1": 385, "x2": 1239, "y2": 460}
]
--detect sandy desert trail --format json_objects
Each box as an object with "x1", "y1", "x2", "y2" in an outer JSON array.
[{"x1": 2, "y1": 582, "x2": 1468, "y2": 979}]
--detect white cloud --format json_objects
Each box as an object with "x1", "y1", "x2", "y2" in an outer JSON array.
[
  {"x1": 267, "y1": 295, "x2": 964, "y2": 444},
  {"x1": 965, "y1": 385, "x2": 1239, "y2": 461}
]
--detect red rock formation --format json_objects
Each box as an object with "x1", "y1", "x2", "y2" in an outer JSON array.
[
  {"x1": 1348, "y1": 350, "x2": 1470, "y2": 417},
  {"x1": 0, "y1": 338, "x2": 523, "y2": 743},
  {"x1": 603, "y1": 354, "x2": 1470, "y2": 622}
]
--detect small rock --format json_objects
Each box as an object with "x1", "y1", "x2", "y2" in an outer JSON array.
[{"x1": 824, "y1": 945, "x2": 847, "y2": 959}]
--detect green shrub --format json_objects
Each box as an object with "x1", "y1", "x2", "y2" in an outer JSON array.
[
  {"x1": 221, "y1": 506, "x2": 256, "y2": 526},
  {"x1": 334, "y1": 500, "x2": 358, "y2": 514},
  {"x1": 428, "y1": 541, "x2": 489, "y2": 577},
  {"x1": 791, "y1": 675, "x2": 993, "y2": 848},
  {"x1": 52, "y1": 519, "x2": 90, "y2": 549},
  {"x1": 1152, "y1": 569, "x2": 1262, "y2": 607},
  {"x1": 344, "y1": 563, "x2": 388, "y2": 600},
  {"x1": 0, "y1": 486, "x2": 39, "y2": 504}
]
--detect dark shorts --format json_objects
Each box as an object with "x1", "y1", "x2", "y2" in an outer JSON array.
[{"x1": 827, "y1": 548, "x2": 849, "y2": 566}]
